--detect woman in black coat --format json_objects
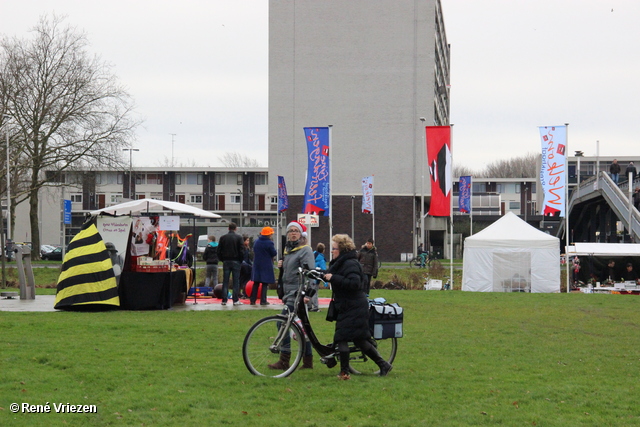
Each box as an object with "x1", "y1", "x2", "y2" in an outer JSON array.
[{"x1": 324, "y1": 234, "x2": 392, "y2": 380}]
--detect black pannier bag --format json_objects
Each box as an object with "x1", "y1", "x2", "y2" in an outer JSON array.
[{"x1": 369, "y1": 303, "x2": 403, "y2": 339}]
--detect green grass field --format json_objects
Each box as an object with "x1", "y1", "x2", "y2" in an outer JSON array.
[{"x1": 2, "y1": 288, "x2": 640, "y2": 426}]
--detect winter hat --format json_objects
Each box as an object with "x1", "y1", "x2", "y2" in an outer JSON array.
[
  {"x1": 260, "y1": 226, "x2": 274, "y2": 236},
  {"x1": 287, "y1": 221, "x2": 307, "y2": 237}
]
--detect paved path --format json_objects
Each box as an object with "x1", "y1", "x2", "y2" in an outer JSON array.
[{"x1": 0, "y1": 295, "x2": 330, "y2": 313}]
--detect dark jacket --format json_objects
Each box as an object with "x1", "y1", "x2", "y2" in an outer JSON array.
[
  {"x1": 633, "y1": 191, "x2": 640, "y2": 210},
  {"x1": 251, "y1": 235, "x2": 277, "y2": 283},
  {"x1": 358, "y1": 245, "x2": 379, "y2": 277},
  {"x1": 625, "y1": 164, "x2": 637, "y2": 182},
  {"x1": 328, "y1": 250, "x2": 369, "y2": 342},
  {"x1": 202, "y1": 241, "x2": 219, "y2": 265},
  {"x1": 610, "y1": 162, "x2": 621, "y2": 174},
  {"x1": 217, "y1": 230, "x2": 244, "y2": 262}
]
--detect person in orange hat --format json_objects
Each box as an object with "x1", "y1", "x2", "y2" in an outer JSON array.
[{"x1": 250, "y1": 226, "x2": 277, "y2": 305}]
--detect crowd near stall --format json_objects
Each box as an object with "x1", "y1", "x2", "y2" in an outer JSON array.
[{"x1": 54, "y1": 199, "x2": 220, "y2": 311}]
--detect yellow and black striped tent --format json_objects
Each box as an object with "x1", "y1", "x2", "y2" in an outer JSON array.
[{"x1": 54, "y1": 219, "x2": 120, "y2": 310}]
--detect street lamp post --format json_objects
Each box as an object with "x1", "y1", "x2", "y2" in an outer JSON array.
[{"x1": 123, "y1": 148, "x2": 139, "y2": 199}]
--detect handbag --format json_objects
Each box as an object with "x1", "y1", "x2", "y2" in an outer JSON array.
[{"x1": 325, "y1": 292, "x2": 337, "y2": 322}]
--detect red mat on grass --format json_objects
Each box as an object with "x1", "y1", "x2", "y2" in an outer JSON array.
[{"x1": 184, "y1": 295, "x2": 332, "y2": 305}]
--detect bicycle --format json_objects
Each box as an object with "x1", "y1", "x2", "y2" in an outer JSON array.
[
  {"x1": 409, "y1": 252, "x2": 432, "y2": 268},
  {"x1": 242, "y1": 267, "x2": 398, "y2": 378}
]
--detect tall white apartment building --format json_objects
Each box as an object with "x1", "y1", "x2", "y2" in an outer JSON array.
[{"x1": 268, "y1": 0, "x2": 450, "y2": 260}]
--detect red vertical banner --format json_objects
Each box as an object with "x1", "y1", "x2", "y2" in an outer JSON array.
[{"x1": 426, "y1": 126, "x2": 452, "y2": 216}]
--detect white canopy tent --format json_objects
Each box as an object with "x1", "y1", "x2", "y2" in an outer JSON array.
[
  {"x1": 462, "y1": 212, "x2": 560, "y2": 293},
  {"x1": 90, "y1": 198, "x2": 220, "y2": 218}
]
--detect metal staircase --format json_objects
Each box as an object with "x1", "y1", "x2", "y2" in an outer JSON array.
[{"x1": 558, "y1": 172, "x2": 640, "y2": 241}]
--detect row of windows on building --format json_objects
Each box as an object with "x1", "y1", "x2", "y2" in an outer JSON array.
[
  {"x1": 452, "y1": 182, "x2": 537, "y2": 194},
  {"x1": 69, "y1": 192, "x2": 278, "y2": 206},
  {"x1": 66, "y1": 172, "x2": 268, "y2": 187}
]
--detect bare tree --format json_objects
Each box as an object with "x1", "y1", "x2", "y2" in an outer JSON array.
[
  {"x1": 0, "y1": 15, "x2": 139, "y2": 257},
  {"x1": 154, "y1": 156, "x2": 203, "y2": 168},
  {"x1": 453, "y1": 164, "x2": 477, "y2": 178},
  {"x1": 219, "y1": 151, "x2": 261, "y2": 168},
  {"x1": 477, "y1": 152, "x2": 539, "y2": 178}
]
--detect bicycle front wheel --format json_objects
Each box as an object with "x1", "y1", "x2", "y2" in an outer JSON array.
[{"x1": 242, "y1": 315, "x2": 305, "y2": 378}]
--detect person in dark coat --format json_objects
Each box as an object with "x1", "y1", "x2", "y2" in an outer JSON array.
[
  {"x1": 217, "y1": 223, "x2": 245, "y2": 306},
  {"x1": 633, "y1": 188, "x2": 640, "y2": 211},
  {"x1": 625, "y1": 162, "x2": 637, "y2": 183},
  {"x1": 357, "y1": 238, "x2": 379, "y2": 296},
  {"x1": 239, "y1": 235, "x2": 254, "y2": 298},
  {"x1": 323, "y1": 234, "x2": 392, "y2": 380},
  {"x1": 610, "y1": 159, "x2": 621, "y2": 185},
  {"x1": 250, "y1": 227, "x2": 277, "y2": 305}
]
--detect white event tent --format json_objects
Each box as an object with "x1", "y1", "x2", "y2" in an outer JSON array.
[
  {"x1": 462, "y1": 212, "x2": 560, "y2": 293},
  {"x1": 90, "y1": 198, "x2": 220, "y2": 218}
]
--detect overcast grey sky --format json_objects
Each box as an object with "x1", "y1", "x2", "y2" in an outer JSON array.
[{"x1": 2, "y1": 1, "x2": 639, "y2": 170}]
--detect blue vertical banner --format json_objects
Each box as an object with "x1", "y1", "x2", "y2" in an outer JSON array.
[
  {"x1": 302, "y1": 127, "x2": 330, "y2": 216},
  {"x1": 63, "y1": 199, "x2": 72, "y2": 225},
  {"x1": 459, "y1": 176, "x2": 471, "y2": 213},
  {"x1": 277, "y1": 175, "x2": 289, "y2": 212}
]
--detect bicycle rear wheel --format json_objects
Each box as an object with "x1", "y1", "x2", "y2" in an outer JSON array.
[
  {"x1": 243, "y1": 315, "x2": 305, "y2": 378},
  {"x1": 409, "y1": 257, "x2": 421, "y2": 268},
  {"x1": 349, "y1": 338, "x2": 397, "y2": 375},
  {"x1": 376, "y1": 337, "x2": 397, "y2": 365}
]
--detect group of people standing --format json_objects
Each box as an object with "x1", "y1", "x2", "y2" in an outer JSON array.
[
  {"x1": 609, "y1": 159, "x2": 637, "y2": 185},
  {"x1": 202, "y1": 222, "x2": 276, "y2": 306}
]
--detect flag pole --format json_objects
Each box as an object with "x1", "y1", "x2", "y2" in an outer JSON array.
[
  {"x1": 420, "y1": 117, "x2": 426, "y2": 248},
  {"x1": 565, "y1": 123, "x2": 570, "y2": 293},
  {"x1": 470, "y1": 176, "x2": 474, "y2": 235},
  {"x1": 372, "y1": 175, "x2": 376, "y2": 242},
  {"x1": 328, "y1": 125, "x2": 333, "y2": 244},
  {"x1": 276, "y1": 210, "x2": 280, "y2": 257},
  {"x1": 450, "y1": 124, "x2": 454, "y2": 289}
]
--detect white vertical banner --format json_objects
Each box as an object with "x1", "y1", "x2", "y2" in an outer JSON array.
[
  {"x1": 539, "y1": 125, "x2": 567, "y2": 217},
  {"x1": 362, "y1": 175, "x2": 375, "y2": 242},
  {"x1": 361, "y1": 176, "x2": 374, "y2": 214}
]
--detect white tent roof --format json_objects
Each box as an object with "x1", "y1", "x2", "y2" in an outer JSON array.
[
  {"x1": 567, "y1": 243, "x2": 640, "y2": 257},
  {"x1": 465, "y1": 212, "x2": 558, "y2": 249},
  {"x1": 90, "y1": 198, "x2": 221, "y2": 218}
]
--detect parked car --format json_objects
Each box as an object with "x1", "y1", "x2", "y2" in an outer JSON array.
[
  {"x1": 40, "y1": 244, "x2": 57, "y2": 257},
  {"x1": 196, "y1": 235, "x2": 208, "y2": 259},
  {"x1": 41, "y1": 246, "x2": 63, "y2": 261}
]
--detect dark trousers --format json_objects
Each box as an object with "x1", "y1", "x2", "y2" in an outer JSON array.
[
  {"x1": 363, "y1": 274, "x2": 372, "y2": 296},
  {"x1": 250, "y1": 281, "x2": 269, "y2": 305},
  {"x1": 222, "y1": 260, "x2": 241, "y2": 302}
]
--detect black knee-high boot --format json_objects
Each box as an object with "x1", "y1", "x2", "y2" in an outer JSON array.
[
  {"x1": 358, "y1": 339, "x2": 393, "y2": 376},
  {"x1": 336, "y1": 341, "x2": 351, "y2": 378}
]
